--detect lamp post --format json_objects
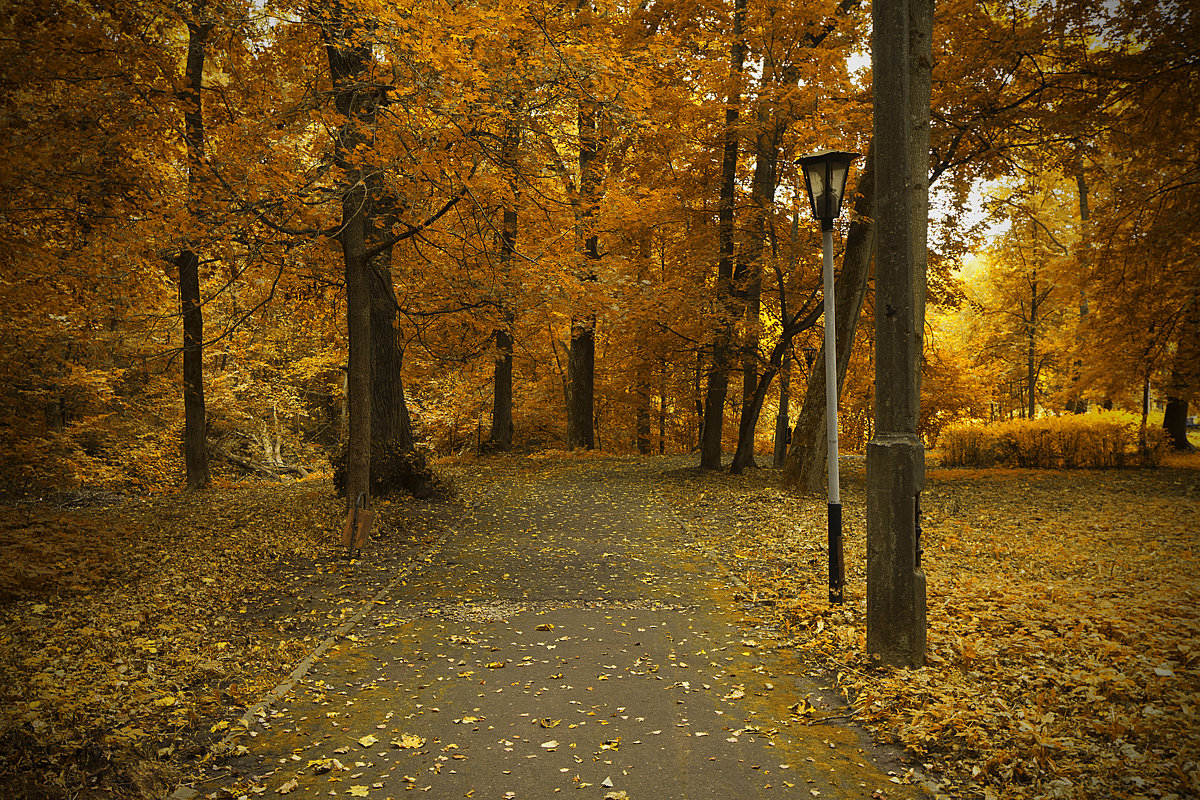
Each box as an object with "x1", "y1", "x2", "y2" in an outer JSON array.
[{"x1": 797, "y1": 149, "x2": 860, "y2": 605}]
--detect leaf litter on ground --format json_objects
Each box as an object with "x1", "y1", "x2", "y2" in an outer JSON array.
[
  {"x1": 653, "y1": 454, "x2": 1200, "y2": 799},
  {"x1": 0, "y1": 474, "x2": 454, "y2": 799}
]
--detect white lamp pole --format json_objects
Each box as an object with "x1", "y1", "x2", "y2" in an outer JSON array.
[{"x1": 797, "y1": 149, "x2": 860, "y2": 605}]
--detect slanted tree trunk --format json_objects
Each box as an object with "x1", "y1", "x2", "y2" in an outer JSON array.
[
  {"x1": 730, "y1": 96, "x2": 787, "y2": 473},
  {"x1": 176, "y1": 19, "x2": 213, "y2": 491},
  {"x1": 731, "y1": 304, "x2": 822, "y2": 474},
  {"x1": 700, "y1": 0, "x2": 747, "y2": 470},
  {"x1": 782, "y1": 153, "x2": 876, "y2": 491}
]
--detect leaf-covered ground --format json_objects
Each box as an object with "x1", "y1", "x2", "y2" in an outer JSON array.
[
  {"x1": 653, "y1": 454, "x2": 1200, "y2": 800},
  {"x1": 2, "y1": 453, "x2": 1197, "y2": 800},
  {"x1": 0, "y1": 477, "x2": 457, "y2": 799}
]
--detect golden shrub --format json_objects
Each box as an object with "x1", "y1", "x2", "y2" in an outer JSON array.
[{"x1": 939, "y1": 412, "x2": 1166, "y2": 468}]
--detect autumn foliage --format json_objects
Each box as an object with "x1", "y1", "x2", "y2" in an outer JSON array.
[{"x1": 939, "y1": 412, "x2": 1167, "y2": 469}]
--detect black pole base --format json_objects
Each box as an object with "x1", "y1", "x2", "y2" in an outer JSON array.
[{"x1": 828, "y1": 502, "x2": 844, "y2": 604}]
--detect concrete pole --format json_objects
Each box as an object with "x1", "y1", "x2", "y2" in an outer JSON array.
[
  {"x1": 866, "y1": 0, "x2": 928, "y2": 668},
  {"x1": 821, "y1": 224, "x2": 845, "y2": 604}
]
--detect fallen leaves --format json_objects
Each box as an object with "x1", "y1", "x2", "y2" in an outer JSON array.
[
  {"x1": 392, "y1": 733, "x2": 425, "y2": 749},
  {"x1": 0, "y1": 478, "x2": 425, "y2": 797},
  {"x1": 656, "y1": 459, "x2": 1200, "y2": 799}
]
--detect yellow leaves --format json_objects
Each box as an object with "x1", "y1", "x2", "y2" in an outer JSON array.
[
  {"x1": 392, "y1": 733, "x2": 425, "y2": 749},
  {"x1": 356, "y1": 734, "x2": 378, "y2": 747}
]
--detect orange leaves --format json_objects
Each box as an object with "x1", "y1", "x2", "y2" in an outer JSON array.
[{"x1": 657, "y1": 457, "x2": 1200, "y2": 798}]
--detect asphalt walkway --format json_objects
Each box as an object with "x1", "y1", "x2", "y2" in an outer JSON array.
[{"x1": 216, "y1": 461, "x2": 925, "y2": 799}]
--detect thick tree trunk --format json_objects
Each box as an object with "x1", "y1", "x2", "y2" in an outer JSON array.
[
  {"x1": 567, "y1": 95, "x2": 602, "y2": 450},
  {"x1": 700, "y1": 0, "x2": 747, "y2": 470},
  {"x1": 489, "y1": 327, "x2": 515, "y2": 450},
  {"x1": 178, "y1": 249, "x2": 208, "y2": 489},
  {"x1": 322, "y1": 14, "x2": 376, "y2": 512},
  {"x1": 1163, "y1": 399, "x2": 1191, "y2": 450},
  {"x1": 341, "y1": 187, "x2": 372, "y2": 508},
  {"x1": 731, "y1": 73, "x2": 784, "y2": 472},
  {"x1": 567, "y1": 318, "x2": 595, "y2": 449},
  {"x1": 369, "y1": 256, "x2": 414, "y2": 450},
  {"x1": 178, "y1": 20, "x2": 212, "y2": 491},
  {"x1": 782, "y1": 154, "x2": 876, "y2": 491}
]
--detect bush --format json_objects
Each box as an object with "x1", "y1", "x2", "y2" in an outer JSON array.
[{"x1": 939, "y1": 413, "x2": 1166, "y2": 469}]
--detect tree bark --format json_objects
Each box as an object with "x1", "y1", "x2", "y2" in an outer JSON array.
[
  {"x1": 700, "y1": 0, "x2": 747, "y2": 470},
  {"x1": 177, "y1": 19, "x2": 213, "y2": 491},
  {"x1": 322, "y1": 12, "x2": 376, "y2": 512},
  {"x1": 782, "y1": 153, "x2": 876, "y2": 491},
  {"x1": 487, "y1": 110, "x2": 520, "y2": 452},
  {"x1": 567, "y1": 318, "x2": 595, "y2": 449},
  {"x1": 489, "y1": 326, "x2": 515, "y2": 450},
  {"x1": 772, "y1": 352, "x2": 790, "y2": 467},
  {"x1": 369, "y1": 256, "x2": 414, "y2": 449},
  {"x1": 567, "y1": 93, "x2": 602, "y2": 450}
]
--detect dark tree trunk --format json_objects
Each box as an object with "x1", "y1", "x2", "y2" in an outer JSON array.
[
  {"x1": 782, "y1": 153, "x2": 877, "y2": 491},
  {"x1": 369, "y1": 256, "x2": 413, "y2": 450},
  {"x1": 636, "y1": 371, "x2": 652, "y2": 454},
  {"x1": 178, "y1": 249, "x2": 208, "y2": 489},
  {"x1": 731, "y1": 66, "x2": 784, "y2": 472},
  {"x1": 700, "y1": 0, "x2": 747, "y2": 470},
  {"x1": 489, "y1": 327, "x2": 515, "y2": 450},
  {"x1": 341, "y1": 187, "x2": 372, "y2": 508},
  {"x1": 1164, "y1": 293, "x2": 1199, "y2": 451},
  {"x1": 322, "y1": 13, "x2": 377, "y2": 512},
  {"x1": 731, "y1": 305, "x2": 821, "y2": 474},
  {"x1": 177, "y1": 20, "x2": 212, "y2": 490},
  {"x1": 567, "y1": 318, "x2": 595, "y2": 450},
  {"x1": 567, "y1": 94, "x2": 602, "y2": 450},
  {"x1": 773, "y1": 353, "x2": 790, "y2": 467},
  {"x1": 487, "y1": 111, "x2": 520, "y2": 452},
  {"x1": 1163, "y1": 399, "x2": 1191, "y2": 450}
]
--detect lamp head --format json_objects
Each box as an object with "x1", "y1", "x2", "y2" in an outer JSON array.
[{"x1": 797, "y1": 149, "x2": 861, "y2": 229}]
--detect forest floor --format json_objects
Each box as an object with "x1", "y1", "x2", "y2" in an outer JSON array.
[{"x1": 0, "y1": 451, "x2": 1196, "y2": 799}]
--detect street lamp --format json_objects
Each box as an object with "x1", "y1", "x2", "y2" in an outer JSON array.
[{"x1": 797, "y1": 148, "x2": 860, "y2": 605}]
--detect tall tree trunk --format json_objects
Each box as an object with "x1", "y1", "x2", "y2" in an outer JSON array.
[
  {"x1": 1027, "y1": 271, "x2": 1038, "y2": 420},
  {"x1": 369, "y1": 255, "x2": 414, "y2": 450},
  {"x1": 1067, "y1": 164, "x2": 1090, "y2": 413},
  {"x1": 177, "y1": 19, "x2": 213, "y2": 490},
  {"x1": 489, "y1": 327, "x2": 515, "y2": 450},
  {"x1": 730, "y1": 99, "x2": 785, "y2": 473},
  {"x1": 700, "y1": 0, "x2": 747, "y2": 470},
  {"x1": 782, "y1": 153, "x2": 877, "y2": 491},
  {"x1": 567, "y1": 319, "x2": 595, "y2": 449},
  {"x1": 322, "y1": 13, "x2": 376, "y2": 511},
  {"x1": 567, "y1": 94, "x2": 602, "y2": 450},
  {"x1": 487, "y1": 109, "x2": 520, "y2": 452},
  {"x1": 635, "y1": 231, "x2": 653, "y2": 454}
]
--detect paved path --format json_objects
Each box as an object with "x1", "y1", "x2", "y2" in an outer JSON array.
[{"x1": 218, "y1": 462, "x2": 924, "y2": 799}]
